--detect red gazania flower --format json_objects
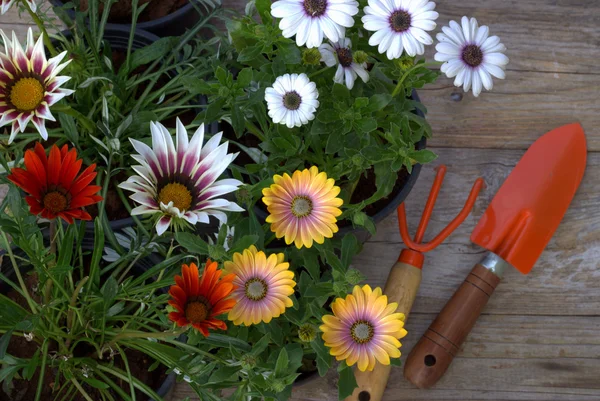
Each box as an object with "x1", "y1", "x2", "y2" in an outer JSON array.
[
  {"x1": 168, "y1": 260, "x2": 236, "y2": 337},
  {"x1": 7, "y1": 143, "x2": 102, "y2": 223}
]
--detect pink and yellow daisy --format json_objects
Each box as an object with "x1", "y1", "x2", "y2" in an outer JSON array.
[
  {"x1": 225, "y1": 245, "x2": 296, "y2": 326},
  {"x1": 0, "y1": 28, "x2": 74, "y2": 144},
  {"x1": 320, "y1": 285, "x2": 407, "y2": 372},
  {"x1": 262, "y1": 166, "x2": 343, "y2": 249}
]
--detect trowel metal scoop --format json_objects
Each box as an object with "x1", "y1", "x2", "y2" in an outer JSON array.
[{"x1": 404, "y1": 123, "x2": 587, "y2": 389}]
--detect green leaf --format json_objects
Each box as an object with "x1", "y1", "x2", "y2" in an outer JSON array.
[
  {"x1": 341, "y1": 234, "x2": 358, "y2": 268},
  {"x1": 238, "y1": 45, "x2": 264, "y2": 63},
  {"x1": 129, "y1": 37, "x2": 176, "y2": 71},
  {"x1": 390, "y1": 358, "x2": 402, "y2": 367},
  {"x1": 354, "y1": 118, "x2": 377, "y2": 134},
  {"x1": 310, "y1": 337, "x2": 331, "y2": 377},
  {"x1": 204, "y1": 97, "x2": 227, "y2": 123},
  {"x1": 250, "y1": 333, "x2": 271, "y2": 357},
  {"x1": 277, "y1": 42, "x2": 301, "y2": 64},
  {"x1": 304, "y1": 282, "x2": 334, "y2": 298},
  {"x1": 0, "y1": 329, "x2": 13, "y2": 359},
  {"x1": 101, "y1": 276, "x2": 118, "y2": 305},
  {"x1": 230, "y1": 235, "x2": 259, "y2": 254},
  {"x1": 231, "y1": 104, "x2": 245, "y2": 136},
  {"x1": 175, "y1": 232, "x2": 209, "y2": 256},
  {"x1": 274, "y1": 348, "x2": 289, "y2": 377},
  {"x1": 83, "y1": 378, "x2": 110, "y2": 389},
  {"x1": 215, "y1": 66, "x2": 228, "y2": 85},
  {"x1": 255, "y1": 0, "x2": 272, "y2": 24},
  {"x1": 56, "y1": 224, "x2": 76, "y2": 268},
  {"x1": 180, "y1": 77, "x2": 212, "y2": 95},
  {"x1": 409, "y1": 149, "x2": 437, "y2": 164},
  {"x1": 236, "y1": 68, "x2": 253, "y2": 88},
  {"x1": 353, "y1": 97, "x2": 369, "y2": 109},
  {"x1": 208, "y1": 365, "x2": 241, "y2": 384},
  {"x1": 332, "y1": 83, "x2": 351, "y2": 101},
  {"x1": 366, "y1": 93, "x2": 392, "y2": 112},
  {"x1": 317, "y1": 111, "x2": 339, "y2": 124},
  {"x1": 203, "y1": 333, "x2": 252, "y2": 352},
  {"x1": 338, "y1": 366, "x2": 358, "y2": 400}
]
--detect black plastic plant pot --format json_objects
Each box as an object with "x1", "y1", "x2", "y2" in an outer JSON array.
[
  {"x1": 0, "y1": 248, "x2": 175, "y2": 401},
  {"x1": 253, "y1": 90, "x2": 427, "y2": 244},
  {"x1": 49, "y1": 0, "x2": 206, "y2": 37}
]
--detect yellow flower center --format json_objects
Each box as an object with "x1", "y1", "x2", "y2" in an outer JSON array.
[
  {"x1": 43, "y1": 191, "x2": 68, "y2": 214},
  {"x1": 10, "y1": 77, "x2": 45, "y2": 111},
  {"x1": 158, "y1": 182, "x2": 192, "y2": 211},
  {"x1": 350, "y1": 320, "x2": 374, "y2": 344},
  {"x1": 185, "y1": 301, "x2": 209, "y2": 323},
  {"x1": 290, "y1": 196, "x2": 313, "y2": 218},
  {"x1": 245, "y1": 278, "x2": 268, "y2": 301}
]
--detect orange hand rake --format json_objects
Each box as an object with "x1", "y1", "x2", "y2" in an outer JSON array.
[{"x1": 346, "y1": 165, "x2": 484, "y2": 401}]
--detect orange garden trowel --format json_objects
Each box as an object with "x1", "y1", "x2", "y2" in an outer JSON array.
[
  {"x1": 404, "y1": 123, "x2": 587, "y2": 389},
  {"x1": 346, "y1": 166, "x2": 484, "y2": 401}
]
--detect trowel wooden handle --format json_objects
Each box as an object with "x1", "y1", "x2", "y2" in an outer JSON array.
[
  {"x1": 345, "y1": 261, "x2": 422, "y2": 401},
  {"x1": 404, "y1": 264, "x2": 501, "y2": 389}
]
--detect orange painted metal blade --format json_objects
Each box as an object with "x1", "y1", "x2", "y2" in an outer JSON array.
[{"x1": 471, "y1": 123, "x2": 587, "y2": 274}]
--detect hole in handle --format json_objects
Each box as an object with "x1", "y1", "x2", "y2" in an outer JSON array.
[
  {"x1": 358, "y1": 391, "x2": 371, "y2": 401},
  {"x1": 424, "y1": 354, "x2": 436, "y2": 367}
]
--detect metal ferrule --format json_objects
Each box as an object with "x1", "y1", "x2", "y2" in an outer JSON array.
[{"x1": 479, "y1": 253, "x2": 512, "y2": 279}]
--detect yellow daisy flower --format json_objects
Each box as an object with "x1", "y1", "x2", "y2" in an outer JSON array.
[
  {"x1": 225, "y1": 245, "x2": 296, "y2": 326},
  {"x1": 320, "y1": 285, "x2": 407, "y2": 372},
  {"x1": 262, "y1": 166, "x2": 343, "y2": 249}
]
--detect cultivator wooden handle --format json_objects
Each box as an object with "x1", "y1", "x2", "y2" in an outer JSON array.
[
  {"x1": 345, "y1": 256, "x2": 422, "y2": 401},
  {"x1": 404, "y1": 260, "x2": 502, "y2": 389}
]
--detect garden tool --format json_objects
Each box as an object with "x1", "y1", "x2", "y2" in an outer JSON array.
[
  {"x1": 404, "y1": 123, "x2": 587, "y2": 389},
  {"x1": 346, "y1": 165, "x2": 484, "y2": 401}
]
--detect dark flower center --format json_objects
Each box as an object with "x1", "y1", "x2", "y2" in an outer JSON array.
[
  {"x1": 9, "y1": 77, "x2": 45, "y2": 112},
  {"x1": 290, "y1": 195, "x2": 313, "y2": 218},
  {"x1": 282, "y1": 91, "x2": 302, "y2": 111},
  {"x1": 350, "y1": 320, "x2": 374, "y2": 344},
  {"x1": 43, "y1": 191, "x2": 68, "y2": 214},
  {"x1": 303, "y1": 0, "x2": 327, "y2": 17},
  {"x1": 462, "y1": 44, "x2": 484, "y2": 67},
  {"x1": 245, "y1": 278, "x2": 268, "y2": 301},
  {"x1": 336, "y1": 47, "x2": 353, "y2": 67},
  {"x1": 389, "y1": 10, "x2": 412, "y2": 32},
  {"x1": 185, "y1": 300, "x2": 210, "y2": 323},
  {"x1": 158, "y1": 182, "x2": 193, "y2": 211}
]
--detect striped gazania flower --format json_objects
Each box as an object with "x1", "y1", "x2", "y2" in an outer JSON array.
[
  {"x1": 1, "y1": 0, "x2": 37, "y2": 14},
  {"x1": 0, "y1": 28, "x2": 74, "y2": 144},
  {"x1": 225, "y1": 245, "x2": 296, "y2": 326},
  {"x1": 119, "y1": 119, "x2": 244, "y2": 235},
  {"x1": 320, "y1": 285, "x2": 407, "y2": 372},
  {"x1": 262, "y1": 166, "x2": 343, "y2": 249}
]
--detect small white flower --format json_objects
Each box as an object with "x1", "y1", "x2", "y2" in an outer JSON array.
[
  {"x1": 207, "y1": 221, "x2": 235, "y2": 251},
  {"x1": 319, "y1": 38, "x2": 369, "y2": 90},
  {"x1": 435, "y1": 16, "x2": 509, "y2": 97},
  {"x1": 265, "y1": 73, "x2": 319, "y2": 128},
  {"x1": 23, "y1": 332, "x2": 34, "y2": 342},
  {"x1": 271, "y1": 0, "x2": 359, "y2": 48},
  {"x1": 1, "y1": 0, "x2": 37, "y2": 15},
  {"x1": 362, "y1": 0, "x2": 438, "y2": 60}
]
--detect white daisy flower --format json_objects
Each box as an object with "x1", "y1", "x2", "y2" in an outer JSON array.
[
  {"x1": 271, "y1": 0, "x2": 359, "y2": 48},
  {"x1": 0, "y1": 28, "x2": 74, "y2": 144},
  {"x1": 207, "y1": 221, "x2": 235, "y2": 251},
  {"x1": 318, "y1": 37, "x2": 369, "y2": 90},
  {"x1": 1, "y1": 0, "x2": 37, "y2": 14},
  {"x1": 435, "y1": 16, "x2": 509, "y2": 97},
  {"x1": 119, "y1": 119, "x2": 244, "y2": 236},
  {"x1": 362, "y1": 0, "x2": 438, "y2": 60},
  {"x1": 265, "y1": 73, "x2": 319, "y2": 129}
]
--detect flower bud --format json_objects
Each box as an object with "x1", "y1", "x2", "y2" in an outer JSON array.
[
  {"x1": 353, "y1": 50, "x2": 369, "y2": 64},
  {"x1": 302, "y1": 48, "x2": 323, "y2": 66},
  {"x1": 298, "y1": 324, "x2": 317, "y2": 343},
  {"x1": 345, "y1": 268, "x2": 365, "y2": 285},
  {"x1": 240, "y1": 354, "x2": 258, "y2": 370},
  {"x1": 396, "y1": 55, "x2": 415, "y2": 71}
]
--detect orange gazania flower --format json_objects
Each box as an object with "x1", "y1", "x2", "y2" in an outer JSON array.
[
  {"x1": 7, "y1": 143, "x2": 102, "y2": 223},
  {"x1": 168, "y1": 261, "x2": 236, "y2": 337}
]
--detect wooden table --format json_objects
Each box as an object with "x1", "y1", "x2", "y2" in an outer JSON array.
[{"x1": 3, "y1": 1, "x2": 600, "y2": 400}]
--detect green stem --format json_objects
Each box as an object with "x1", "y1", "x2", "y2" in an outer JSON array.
[
  {"x1": 34, "y1": 340, "x2": 49, "y2": 401},
  {"x1": 308, "y1": 66, "x2": 332, "y2": 79},
  {"x1": 70, "y1": 378, "x2": 95, "y2": 401},
  {"x1": 22, "y1": 0, "x2": 57, "y2": 57},
  {"x1": 244, "y1": 120, "x2": 266, "y2": 142},
  {"x1": 391, "y1": 61, "x2": 442, "y2": 97},
  {"x1": 97, "y1": 153, "x2": 113, "y2": 223},
  {"x1": 0, "y1": 232, "x2": 37, "y2": 313}
]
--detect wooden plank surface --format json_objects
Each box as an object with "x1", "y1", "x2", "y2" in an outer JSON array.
[{"x1": 3, "y1": 0, "x2": 600, "y2": 400}]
